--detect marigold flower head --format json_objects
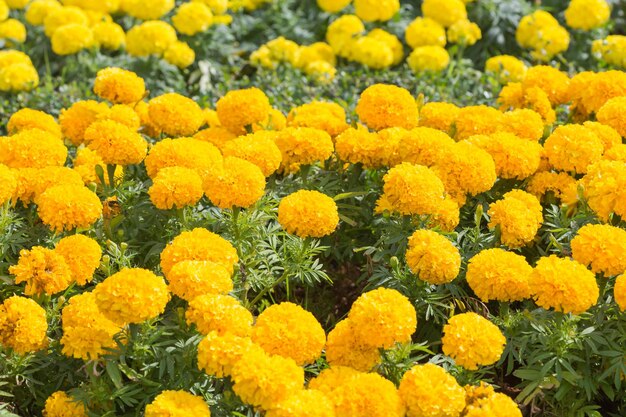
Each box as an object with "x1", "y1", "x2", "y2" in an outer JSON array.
[
  {"x1": 14, "y1": 167, "x2": 84, "y2": 205},
  {"x1": 126, "y1": 20, "x2": 177, "y2": 57},
  {"x1": 51, "y1": 24, "x2": 93, "y2": 55},
  {"x1": 428, "y1": 196, "x2": 461, "y2": 232},
  {"x1": 163, "y1": 41, "x2": 196, "y2": 69},
  {"x1": 97, "y1": 104, "x2": 141, "y2": 131},
  {"x1": 565, "y1": 0, "x2": 610, "y2": 31},
  {"x1": 597, "y1": 96, "x2": 626, "y2": 138},
  {"x1": 266, "y1": 389, "x2": 335, "y2": 417},
  {"x1": 148, "y1": 93, "x2": 205, "y2": 137},
  {"x1": 197, "y1": 331, "x2": 263, "y2": 378},
  {"x1": 0, "y1": 296, "x2": 48, "y2": 355},
  {"x1": 0, "y1": 129, "x2": 67, "y2": 169},
  {"x1": 592, "y1": 35, "x2": 626, "y2": 69},
  {"x1": 144, "y1": 137, "x2": 222, "y2": 180},
  {"x1": 186, "y1": 294, "x2": 252, "y2": 337},
  {"x1": 335, "y1": 127, "x2": 386, "y2": 168},
  {"x1": 571, "y1": 224, "x2": 626, "y2": 277},
  {"x1": 466, "y1": 248, "x2": 532, "y2": 302},
  {"x1": 94, "y1": 67, "x2": 145, "y2": 104},
  {"x1": 43, "y1": 391, "x2": 88, "y2": 417},
  {"x1": 59, "y1": 100, "x2": 110, "y2": 145},
  {"x1": 60, "y1": 292, "x2": 120, "y2": 360},
  {"x1": 121, "y1": 0, "x2": 174, "y2": 20},
  {"x1": 37, "y1": 184, "x2": 102, "y2": 232},
  {"x1": 485, "y1": 55, "x2": 527, "y2": 84},
  {"x1": 615, "y1": 274, "x2": 626, "y2": 311},
  {"x1": 582, "y1": 160, "x2": 626, "y2": 221},
  {"x1": 488, "y1": 190, "x2": 542, "y2": 248},
  {"x1": 575, "y1": 71, "x2": 626, "y2": 116},
  {"x1": 454, "y1": 105, "x2": 503, "y2": 140},
  {"x1": 399, "y1": 363, "x2": 466, "y2": 417},
  {"x1": 583, "y1": 122, "x2": 621, "y2": 151},
  {"x1": 405, "y1": 17, "x2": 446, "y2": 49},
  {"x1": 172, "y1": 2, "x2": 213, "y2": 36},
  {"x1": 325, "y1": 319, "x2": 381, "y2": 371},
  {"x1": 383, "y1": 162, "x2": 445, "y2": 216},
  {"x1": 216, "y1": 87, "x2": 271, "y2": 134},
  {"x1": 277, "y1": 190, "x2": 339, "y2": 238},
  {"x1": 0, "y1": 164, "x2": 16, "y2": 205},
  {"x1": 353, "y1": 0, "x2": 399, "y2": 22},
  {"x1": 516, "y1": 11, "x2": 570, "y2": 60},
  {"x1": 93, "y1": 21, "x2": 125, "y2": 50},
  {"x1": 194, "y1": 126, "x2": 237, "y2": 150},
  {"x1": 326, "y1": 14, "x2": 365, "y2": 58},
  {"x1": 0, "y1": 61, "x2": 39, "y2": 92},
  {"x1": 144, "y1": 391, "x2": 211, "y2": 417},
  {"x1": 222, "y1": 132, "x2": 282, "y2": 176},
  {"x1": 522, "y1": 66, "x2": 570, "y2": 106},
  {"x1": 422, "y1": 0, "x2": 466, "y2": 27},
  {"x1": 317, "y1": 0, "x2": 350, "y2": 13},
  {"x1": 274, "y1": 127, "x2": 334, "y2": 171},
  {"x1": 500, "y1": 109, "x2": 544, "y2": 141},
  {"x1": 54, "y1": 234, "x2": 102, "y2": 286},
  {"x1": 93, "y1": 268, "x2": 170, "y2": 325},
  {"x1": 203, "y1": 156, "x2": 265, "y2": 209},
  {"x1": 7, "y1": 108, "x2": 61, "y2": 138},
  {"x1": 231, "y1": 348, "x2": 304, "y2": 410},
  {"x1": 530, "y1": 255, "x2": 599, "y2": 314},
  {"x1": 149, "y1": 167, "x2": 203, "y2": 210},
  {"x1": 442, "y1": 312, "x2": 506, "y2": 370},
  {"x1": 406, "y1": 229, "x2": 461, "y2": 285},
  {"x1": 72, "y1": 148, "x2": 111, "y2": 185},
  {"x1": 526, "y1": 171, "x2": 578, "y2": 204},
  {"x1": 408, "y1": 46, "x2": 450, "y2": 73},
  {"x1": 286, "y1": 102, "x2": 347, "y2": 138},
  {"x1": 418, "y1": 102, "x2": 459, "y2": 134},
  {"x1": 330, "y1": 373, "x2": 406, "y2": 417},
  {"x1": 43, "y1": 6, "x2": 87, "y2": 36},
  {"x1": 356, "y1": 84, "x2": 418, "y2": 131},
  {"x1": 25, "y1": 0, "x2": 62, "y2": 26},
  {"x1": 463, "y1": 391, "x2": 522, "y2": 417},
  {"x1": 85, "y1": 120, "x2": 148, "y2": 166},
  {"x1": 447, "y1": 19, "x2": 481, "y2": 46},
  {"x1": 167, "y1": 260, "x2": 232, "y2": 301},
  {"x1": 468, "y1": 132, "x2": 542, "y2": 180},
  {"x1": 544, "y1": 124, "x2": 603, "y2": 174}
]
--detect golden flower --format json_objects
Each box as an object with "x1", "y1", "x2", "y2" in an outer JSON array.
[
  {"x1": 488, "y1": 190, "x2": 542, "y2": 248},
  {"x1": 376, "y1": 127, "x2": 408, "y2": 167},
  {"x1": 422, "y1": 0, "x2": 467, "y2": 27},
  {"x1": 277, "y1": 190, "x2": 338, "y2": 238},
  {"x1": 429, "y1": 196, "x2": 461, "y2": 232},
  {"x1": 442, "y1": 312, "x2": 506, "y2": 370},
  {"x1": 615, "y1": 274, "x2": 626, "y2": 311},
  {"x1": 265, "y1": 36, "x2": 300, "y2": 64},
  {"x1": 399, "y1": 363, "x2": 466, "y2": 417},
  {"x1": 287, "y1": 101, "x2": 348, "y2": 137},
  {"x1": 172, "y1": 2, "x2": 213, "y2": 35},
  {"x1": 530, "y1": 255, "x2": 599, "y2": 314},
  {"x1": 231, "y1": 348, "x2": 304, "y2": 410},
  {"x1": 7, "y1": 108, "x2": 61, "y2": 137},
  {"x1": 466, "y1": 248, "x2": 532, "y2": 302},
  {"x1": 447, "y1": 19, "x2": 481, "y2": 46},
  {"x1": 0, "y1": 49, "x2": 32, "y2": 67},
  {"x1": 405, "y1": 17, "x2": 446, "y2": 49},
  {"x1": 72, "y1": 148, "x2": 109, "y2": 185},
  {"x1": 565, "y1": 0, "x2": 610, "y2": 31},
  {"x1": 60, "y1": 292, "x2": 120, "y2": 360},
  {"x1": 526, "y1": 171, "x2": 578, "y2": 204},
  {"x1": 14, "y1": 167, "x2": 83, "y2": 205},
  {"x1": 274, "y1": 127, "x2": 334, "y2": 170},
  {"x1": 126, "y1": 20, "x2": 177, "y2": 57},
  {"x1": 85, "y1": 120, "x2": 148, "y2": 165},
  {"x1": 468, "y1": 132, "x2": 542, "y2": 180},
  {"x1": 571, "y1": 224, "x2": 626, "y2": 277},
  {"x1": 167, "y1": 260, "x2": 232, "y2": 301},
  {"x1": 197, "y1": 331, "x2": 262, "y2": 378},
  {"x1": 51, "y1": 24, "x2": 93, "y2": 55},
  {"x1": 325, "y1": 319, "x2": 382, "y2": 371},
  {"x1": 419, "y1": 102, "x2": 459, "y2": 133},
  {"x1": 94, "y1": 67, "x2": 145, "y2": 105},
  {"x1": 252, "y1": 302, "x2": 325, "y2": 365},
  {"x1": 43, "y1": 392, "x2": 88, "y2": 417},
  {"x1": 160, "y1": 227, "x2": 238, "y2": 277},
  {"x1": 333, "y1": 127, "x2": 383, "y2": 168},
  {"x1": 592, "y1": 35, "x2": 626, "y2": 69},
  {"x1": 1, "y1": 129, "x2": 67, "y2": 169},
  {"x1": 0, "y1": 61, "x2": 38, "y2": 92},
  {"x1": 149, "y1": 167, "x2": 204, "y2": 210},
  {"x1": 186, "y1": 294, "x2": 252, "y2": 337},
  {"x1": 597, "y1": 96, "x2": 626, "y2": 137},
  {"x1": 0, "y1": 164, "x2": 16, "y2": 206},
  {"x1": 121, "y1": 0, "x2": 174, "y2": 20},
  {"x1": 148, "y1": 93, "x2": 204, "y2": 137},
  {"x1": 501, "y1": 109, "x2": 544, "y2": 141},
  {"x1": 455, "y1": 105, "x2": 503, "y2": 140},
  {"x1": 326, "y1": 14, "x2": 365, "y2": 58},
  {"x1": 38, "y1": 184, "x2": 101, "y2": 231},
  {"x1": 408, "y1": 46, "x2": 450, "y2": 73},
  {"x1": 308, "y1": 366, "x2": 363, "y2": 396},
  {"x1": 584, "y1": 122, "x2": 621, "y2": 151},
  {"x1": 93, "y1": 268, "x2": 170, "y2": 325},
  {"x1": 163, "y1": 41, "x2": 196, "y2": 69},
  {"x1": 97, "y1": 104, "x2": 141, "y2": 131},
  {"x1": 366, "y1": 29, "x2": 403, "y2": 65},
  {"x1": 544, "y1": 124, "x2": 603, "y2": 174},
  {"x1": 9, "y1": 246, "x2": 71, "y2": 296},
  {"x1": 485, "y1": 55, "x2": 527, "y2": 83},
  {"x1": 581, "y1": 160, "x2": 626, "y2": 221},
  {"x1": 0, "y1": 19, "x2": 25, "y2": 45},
  {"x1": 353, "y1": 0, "x2": 399, "y2": 22},
  {"x1": 93, "y1": 21, "x2": 125, "y2": 50},
  {"x1": 222, "y1": 132, "x2": 282, "y2": 176},
  {"x1": 144, "y1": 137, "x2": 222, "y2": 180},
  {"x1": 59, "y1": 100, "x2": 110, "y2": 145},
  {"x1": 0, "y1": 296, "x2": 48, "y2": 355},
  {"x1": 0, "y1": 0, "x2": 6, "y2": 19},
  {"x1": 43, "y1": 6, "x2": 88, "y2": 36},
  {"x1": 203, "y1": 156, "x2": 265, "y2": 209},
  {"x1": 463, "y1": 389, "x2": 522, "y2": 417},
  {"x1": 316, "y1": 0, "x2": 350, "y2": 13},
  {"x1": 383, "y1": 162, "x2": 445, "y2": 216},
  {"x1": 516, "y1": 10, "x2": 568, "y2": 59},
  {"x1": 216, "y1": 87, "x2": 271, "y2": 134},
  {"x1": 574, "y1": 71, "x2": 626, "y2": 116},
  {"x1": 145, "y1": 391, "x2": 211, "y2": 417},
  {"x1": 25, "y1": 0, "x2": 62, "y2": 26},
  {"x1": 266, "y1": 389, "x2": 336, "y2": 417},
  {"x1": 194, "y1": 126, "x2": 237, "y2": 150},
  {"x1": 392, "y1": 128, "x2": 455, "y2": 169},
  {"x1": 330, "y1": 373, "x2": 406, "y2": 417},
  {"x1": 55, "y1": 234, "x2": 102, "y2": 286},
  {"x1": 254, "y1": 107, "x2": 287, "y2": 131},
  {"x1": 348, "y1": 287, "x2": 417, "y2": 349},
  {"x1": 522, "y1": 65, "x2": 570, "y2": 106},
  {"x1": 406, "y1": 229, "x2": 460, "y2": 285},
  {"x1": 62, "y1": 0, "x2": 119, "y2": 12},
  {"x1": 356, "y1": 84, "x2": 418, "y2": 131},
  {"x1": 605, "y1": 144, "x2": 626, "y2": 163}
]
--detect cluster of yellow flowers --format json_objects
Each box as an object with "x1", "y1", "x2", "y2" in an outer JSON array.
[{"x1": 0, "y1": 50, "x2": 39, "y2": 92}]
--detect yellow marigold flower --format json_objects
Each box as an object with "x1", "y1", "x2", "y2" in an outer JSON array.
[
  {"x1": 330, "y1": 373, "x2": 406, "y2": 417},
  {"x1": 592, "y1": 35, "x2": 626, "y2": 69},
  {"x1": 442, "y1": 312, "x2": 505, "y2": 370},
  {"x1": 447, "y1": 19, "x2": 481, "y2": 46},
  {"x1": 197, "y1": 331, "x2": 262, "y2": 377},
  {"x1": 172, "y1": 2, "x2": 213, "y2": 36},
  {"x1": 186, "y1": 294, "x2": 252, "y2": 336},
  {"x1": 62, "y1": 0, "x2": 119, "y2": 12},
  {"x1": 565, "y1": 0, "x2": 610, "y2": 31},
  {"x1": 51, "y1": 23, "x2": 93, "y2": 55},
  {"x1": 405, "y1": 229, "x2": 460, "y2": 285},
  {"x1": 231, "y1": 348, "x2": 304, "y2": 410},
  {"x1": 1, "y1": 129, "x2": 67, "y2": 169},
  {"x1": 530, "y1": 255, "x2": 599, "y2": 314},
  {"x1": 94, "y1": 268, "x2": 170, "y2": 325},
  {"x1": 148, "y1": 93, "x2": 204, "y2": 137},
  {"x1": 522, "y1": 65, "x2": 570, "y2": 106},
  {"x1": 216, "y1": 88, "x2": 271, "y2": 134},
  {"x1": 466, "y1": 248, "x2": 532, "y2": 302},
  {"x1": 222, "y1": 132, "x2": 282, "y2": 176},
  {"x1": 9, "y1": 246, "x2": 71, "y2": 295},
  {"x1": 73, "y1": 148, "x2": 113, "y2": 185},
  {"x1": 59, "y1": 100, "x2": 110, "y2": 145},
  {"x1": 366, "y1": 29, "x2": 403, "y2": 65},
  {"x1": 408, "y1": 45, "x2": 450, "y2": 73},
  {"x1": 85, "y1": 120, "x2": 147, "y2": 165},
  {"x1": 121, "y1": 0, "x2": 174, "y2": 20},
  {"x1": 353, "y1": 0, "x2": 399, "y2": 22},
  {"x1": 468, "y1": 132, "x2": 542, "y2": 180},
  {"x1": 37, "y1": 184, "x2": 101, "y2": 232},
  {"x1": 163, "y1": 41, "x2": 195, "y2": 69},
  {"x1": 160, "y1": 228, "x2": 238, "y2": 277},
  {"x1": 422, "y1": 0, "x2": 466, "y2": 27},
  {"x1": 25, "y1": 0, "x2": 62, "y2": 26},
  {"x1": 464, "y1": 391, "x2": 522, "y2": 417},
  {"x1": 604, "y1": 144, "x2": 626, "y2": 163},
  {"x1": 520, "y1": 86, "x2": 556, "y2": 125},
  {"x1": 145, "y1": 138, "x2": 221, "y2": 181},
  {"x1": 274, "y1": 127, "x2": 334, "y2": 170},
  {"x1": 584, "y1": 122, "x2": 621, "y2": 151},
  {"x1": 55, "y1": 234, "x2": 101, "y2": 286},
  {"x1": 615, "y1": 274, "x2": 626, "y2": 311},
  {"x1": 544, "y1": 124, "x2": 603, "y2": 174},
  {"x1": 7, "y1": 108, "x2": 61, "y2": 137},
  {"x1": 295, "y1": 43, "x2": 336, "y2": 70},
  {"x1": 94, "y1": 67, "x2": 145, "y2": 105},
  {"x1": 194, "y1": 126, "x2": 237, "y2": 150},
  {"x1": 356, "y1": 84, "x2": 418, "y2": 130},
  {"x1": 43, "y1": 392, "x2": 88, "y2": 417},
  {"x1": 432, "y1": 141, "x2": 496, "y2": 204},
  {"x1": 485, "y1": 55, "x2": 527, "y2": 84},
  {"x1": 326, "y1": 14, "x2": 365, "y2": 58},
  {"x1": 531, "y1": 25, "x2": 571, "y2": 62},
  {"x1": 526, "y1": 171, "x2": 578, "y2": 203},
  {"x1": 571, "y1": 224, "x2": 626, "y2": 277},
  {"x1": 317, "y1": 0, "x2": 350, "y2": 13},
  {"x1": 252, "y1": 302, "x2": 325, "y2": 365},
  {"x1": 597, "y1": 96, "x2": 626, "y2": 138},
  {"x1": 60, "y1": 292, "x2": 120, "y2": 360},
  {"x1": 399, "y1": 363, "x2": 466, "y2": 417},
  {"x1": 264, "y1": 36, "x2": 300, "y2": 64},
  {"x1": 277, "y1": 190, "x2": 338, "y2": 238},
  {"x1": 516, "y1": 10, "x2": 561, "y2": 50},
  {"x1": 167, "y1": 260, "x2": 232, "y2": 301},
  {"x1": 428, "y1": 196, "x2": 461, "y2": 232},
  {"x1": 126, "y1": 20, "x2": 177, "y2": 57},
  {"x1": 145, "y1": 391, "x2": 211, "y2": 417},
  {"x1": 0, "y1": 19, "x2": 26, "y2": 45},
  {"x1": 0, "y1": 0, "x2": 6, "y2": 18},
  {"x1": 0, "y1": 296, "x2": 48, "y2": 355},
  {"x1": 149, "y1": 167, "x2": 203, "y2": 210},
  {"x1": 0, "y1": 164, "x2": 16, "y2": 205},
  {"x1": 193, "y1": 0, "x2": 227, "y2": 14},
  {"x1": 488, "y1": 190, "x2": 542, "y2": 248},
  {"x1": 383, "y1": 162, "x2": 445, "y2": 216},
  {"x1": 419, "y1": 102, "x2": 459, "y2": 133},
  {"x1": 92, "y1": 21, "x2": 125, "y2": 50},
  {"x1": 254, "y1": 107, "x2": 286, "y2": 131},
  {"x1": 287, "y1": 101, "x2": 347, "y2": 137},
  {"x1": 348, "y1": 287, "x2": 417, "y2": 349},
  {"x1": 501, "y1": 109, "x2": 544, "y2": 141},
  {"x1": 14, "y1": 167, "x2": 83, "y2": 205},
  {"x1": 405, "y1": 17, "x2": 446, "y2": 49},
  {"x1": 203, "y1": 156, "x2": 265, "y2": 209},
  {"x1": 335, "y1": 127, "x2": 386, "y2": 168},
  {"x1": 376, "y1": 127, "x2": 408, "y2": 166},
  {"x1": 0, "y1": 61, "x2": 39, "y2": 92},
  {"x1": 582, "y1": 160, "x2": 626, "y2": 221},
  {"x1": 43, "y1": 6, "x2": 87, "y2": 36},
  {"x1": 309, "y1": 366, "x2": 363, "y2": 396},
  {"x1": 97, "y1": 104, "x2": 141, "y2": 131},
  {"x1": 266, "y1": 389, "x2": 335, "y2": 417},
  {"x1": 572, "y1": 71, "x2": 626, "y2": 116},
  {"x1": 325, "y1": 319, "x2": 381, "y2": 371},
  {"x1": 303, "y1": 60, "x2": 336, "y2": 83},
  {"x1": 454, "y1": 105, "x2": 503, "y2": 140}
]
